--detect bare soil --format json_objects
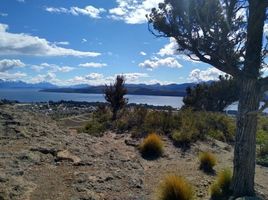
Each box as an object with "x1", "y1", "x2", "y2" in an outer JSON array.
[{"x1": 0, "y1": 104, "x2": 267, "y2": 200}]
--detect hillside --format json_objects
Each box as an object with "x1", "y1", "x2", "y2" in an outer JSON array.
[{"x1": 0, "y1": 103, "x2": 267, "y2": 200}]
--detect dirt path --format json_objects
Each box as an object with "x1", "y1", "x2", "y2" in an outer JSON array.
[{"x1": 0, "y1": 105, "x2": 267, "y2": 200}]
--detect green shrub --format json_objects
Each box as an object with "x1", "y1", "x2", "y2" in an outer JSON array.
[
  {"x1": 82, "y1": 120, "x2": 106, "y2": 137},
  {"x1": 210, "y1": 168, "x2": 232, "y2": 200},
  {"x1": 199, "y1": 152, "x2": 217, "y2": 173},
  {"x1": 171, "y1": 130, "x2": 193, "y2": 145},
  {"x1": 157, "y1": 175, "x2": 194, "y2": 200},
  {"x1": 139, "y1": 133, "x2": 163, "y2": 158}
]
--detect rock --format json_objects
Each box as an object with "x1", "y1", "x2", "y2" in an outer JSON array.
[
  {"x1": 124, "y1": 139, "x2": 139, "y2": 147},
  {"x1": 56, "y1": 150, "x2": 81, "y2": 164},
  {"x1": 30, "y1": 146, "x2": 58, "y2": 156}
]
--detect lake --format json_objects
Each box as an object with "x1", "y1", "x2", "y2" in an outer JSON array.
[{"x1": 0, "y1": 89, "x2": 184, "y2": 108}]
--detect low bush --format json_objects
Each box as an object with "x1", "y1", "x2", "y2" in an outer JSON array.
[
  {"x1": 157, "y1": 175, "x2": 194, "y2": 200},
  {"x1": 81, "y1": 120, "x2": 106, "y2": 137},
  {"x1": 171, "y1": 130, "x2": 193, "y2": 145},
  {"x1": 139, "y1": 133, "x2": 163, "y2": 158},
  {"x1": 199, "y1": 152, "x2": 217, "y2": 173},
  {"x1": 256, "y1": 118, "x2": 268, "y2": 167},
  {"x1": 210, "y1": 168, "x2": 232, "y2": 200}
]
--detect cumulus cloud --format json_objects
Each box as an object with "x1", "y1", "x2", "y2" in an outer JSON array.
[
  {"x1": 0, "y1": 59, "x2": 25, "y2": 72},
  {"x1": 189, "y1": 67, "x2": 225, "y2": 82},
  {"x1": 65, "y1": 72, "x2": 149, "y2": 86},
  {"x1": 0, "y1": 71, "x2": 27, "y2": 81},
  {"x1": 158, "y1": 38, "x2": 178, "y2": 57},
  {"x1": 121, "y1": 72, "x2": 149, "y2": 82},
  {"x1": 0, "y1": 23, "x2": 100, "y2": 57},
  {"x1": 108, "y1": 0, "x2": 164, "y2": 24},
  {"x1": 85, "y1": 73, "x2": 104, "y2": 80},
  {"x1": 31, "y1": 63, "x2": 74, "y2": 73},
  {"x1": 79, "y1": 62, "x2": 107, "y2": 68},
  {"x1": 45, "y1": 5, "x2": 106, "y2": 19},
  {"x1": 139, "y1": 57, "x2": 182, "y2": 70}
]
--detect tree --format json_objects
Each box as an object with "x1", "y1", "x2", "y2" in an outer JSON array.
[
  {"x1": 147, "y1": 0, "x2": 267, "y2": 197},
  {"x1": 183, "y1": 75, "x2": 239, "y2": 112},
  {"x1": 104, "y1": 75, "x2": 128, "y2": 120}
]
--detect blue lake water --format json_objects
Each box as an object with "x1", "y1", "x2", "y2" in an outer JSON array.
[{"x1": 0, "y1": 89, "x2": 184, "y2": 108}]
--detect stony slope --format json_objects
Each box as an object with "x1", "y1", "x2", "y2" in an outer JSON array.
[{"x1": 0, "y1": 104, "x2": 267, "y2": 200}]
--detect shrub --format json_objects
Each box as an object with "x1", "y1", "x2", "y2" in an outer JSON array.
[
  {"x1": 210, "y1": 168, "x2": 232, "y2": 200},
  {"x1": 199, "y1": 152, "x2": 217, "y2": 173},
  {"x1": 139, "y1": 133, "x2": 163, "y2": 158},
  {"x1": 171, "y1": 130, "x2": 193, "y2": 145},
  {"x1": 157, "y1": 175, "x2": 194, "y2": 200},
  {"x1": 82, "y1": 120, "x2": 106, "y2": 137}
]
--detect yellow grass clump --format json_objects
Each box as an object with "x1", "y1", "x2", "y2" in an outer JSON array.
[
  {"x1": 157, "y1": 175, "x2": 194, "y2": 200},
  {"x1": 199, "y1": 151, "x2": 217, "y2": 172},
  {"x1": 139, "y1": 133, "x2": 163, "y2": 158}
]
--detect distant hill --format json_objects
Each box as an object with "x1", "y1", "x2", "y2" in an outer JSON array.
[{"x1": 41, "y1": 83, "x2": 196, "y2": 97}]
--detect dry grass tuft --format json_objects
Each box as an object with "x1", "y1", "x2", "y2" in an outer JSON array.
[
  {"x1": 139, "y1": 133, "x2": 163, "y2": 159},
  {"x1": 157, "y1": 175, "x2": 194, "y2": 200}
]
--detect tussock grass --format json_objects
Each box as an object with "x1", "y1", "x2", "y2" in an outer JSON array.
[
  {"x1": 157, "y1": 175, "x2": 194, "y2": 200},
  {"x1": 139, "y1": 133, "x2": 163, "y2": 159}
]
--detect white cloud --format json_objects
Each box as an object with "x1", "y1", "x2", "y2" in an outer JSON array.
[
  {"x1": 31, "y1": 63, "x2": 74, "y2": 73},
  {"x1": 0, "y1": 23, "x2": 100, "y2": 57},
  {"x1": 79, "y1": 62, "x2": 107, "y2": 68},
  {"x1": 139, "y1": 57, "x2": 182, "y2": 70},
  {"x1": 82, "y1": 38, "x2": 87, "y2": 43},
  {"x1": 0, "y1": 13, "x2": 8, "y2": 17},
  {"x1": 121, "y1": 72, "x2": 149, "y2": 82},
  {"x1": 85, "y1": 73, "x2": 104, "y2": 80},
  {"x1": 0, "y1": 71, "x2": 27, "y2": 81},
  {"x1": 54, "y1": 41, "x2": 69, "y2": 46},
  {"x1": 140, "y1": 51, "x2": 147, "y2": 56},
  {"x1": 158, "y1": 38, "x2": 178, "y2": 57},
  {"x1": 65, "y1": 72, "x2": 149, "y2": 86},
  {"x1": 30, "y1": 72, "x2": 59, "y2": 84},
  {"x1": 0, "y1": 59, "x2": 25, "y2": 72},
  {"x1": 45, "y1": 5, "x2": 106, "y2": 19},
  {"x1": 109, "y1": 0, "x2": 164, "y2": 24},
  {"x1": 189, "y1": 67, "x2": 225, "y2": 82},
  {"x1": 17, "y1": 0, "x2": 25, "y2": 2}
]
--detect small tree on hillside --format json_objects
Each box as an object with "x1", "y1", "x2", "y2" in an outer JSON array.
[
  {"x1": 183, "y1": 75, "x2": 239, "y2": 112},
  {"x1": 104, "y1": 75, "x2": 128, "y2": 120}
]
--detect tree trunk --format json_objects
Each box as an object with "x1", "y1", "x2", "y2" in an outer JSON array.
[
  {"x1": 231, "y1": 78, "x2": 261, "y2": 197},
  {"x1": 231, "y1": 0, "x2": 266, "y2": 197},
  {"x1": 112, "y1": 109, "x2": 117, "y2": 121}
]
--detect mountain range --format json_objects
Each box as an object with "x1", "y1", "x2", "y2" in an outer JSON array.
[{"x1": 0, "y1": 79, "x2": 196, "y2": 97}]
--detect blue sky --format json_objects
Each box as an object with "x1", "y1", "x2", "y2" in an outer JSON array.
[{"x1": 0, "y1": 0, "x2": 223, "y2": 86}]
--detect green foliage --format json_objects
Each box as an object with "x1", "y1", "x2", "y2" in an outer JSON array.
[
  {"x1": 210, "y1": 169, "x2": 232, "y2": 200},
  {"x1": 82, "y1": 120, "x2": 106, "y2": 137},
  {"x1": 199, "y1": 152, "x2": 217, "y2": 173},
  {"x1": 139, "y1": 133, "x2": 164, "y2": 158},
  {"x1": 256, "y1": 116, "x2": 268, "y2": 166},
  {"x1": 183, "y1": 75, "x2": 238, "y2": 112},
  {"x1": 157, "y1": 175, "x2": 194, "y2": 200}
]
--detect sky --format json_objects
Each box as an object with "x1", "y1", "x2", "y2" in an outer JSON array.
[{"x1": 0, "y1": 0, "x2": 225, "y2": 86}]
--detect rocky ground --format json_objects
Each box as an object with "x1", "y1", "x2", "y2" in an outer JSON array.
[{"x1": 0, "y1": 104, "x2": 267, "y2": 200}]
